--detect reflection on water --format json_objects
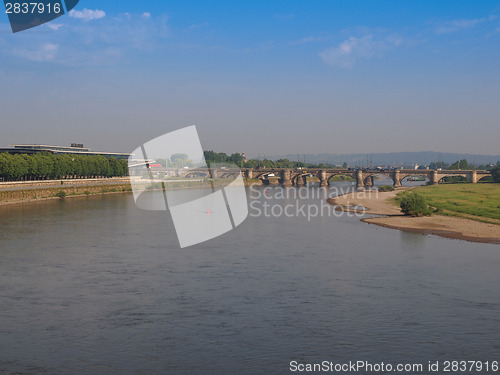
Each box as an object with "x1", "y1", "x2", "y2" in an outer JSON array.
[
  {"x1": 399, "y1": 230, "x2": 428, "y2": 247},
  {"x1": 0, "y1": 185, "x2": 499, "y2": 375}
]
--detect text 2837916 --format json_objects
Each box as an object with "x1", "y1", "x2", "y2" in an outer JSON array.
[{"x1": 5, "y1": 2, "x2": 62, "y2": 14}]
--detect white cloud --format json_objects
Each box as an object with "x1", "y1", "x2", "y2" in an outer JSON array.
[
  {"x1": 2, "y1": 11, "x2": 170, "y2": 66},
  {"x1": 69, "y1": 8, "x2": 106, "y2": 21},
  {"x1": 436, "y1": 15, "x2": 496, "y2": 34},
  {"x1": 142, "y1": 12, "x2": 151, "y2": 19},
  {"x1": 47, "y1": 23, "x2": 64, "y2": 31},
  {"x1": 319, "y1": 35, "x2": 402, "y2": 68},
  {"x1": 13, "y1": 43, "x2": 59, "y2": 62}
]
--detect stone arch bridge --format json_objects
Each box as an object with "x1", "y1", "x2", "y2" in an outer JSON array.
[{"x1": 178, "y1": 168, "x2": 492, "y2": 188}]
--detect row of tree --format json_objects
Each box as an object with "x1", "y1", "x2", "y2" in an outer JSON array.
[
  {"x1": 203, "y1": 151, "x2": 246, "y2": 166},
  {"x1": 0, "y1": 153, "x2": 129, "y2": 181},
  {"x1": 429, "y1": 159, "x2": 499, "y2": 171},
  {"x1": 204, "y1": 152, "x2": 500, "y2": 175},
  {"x1": 203, "y1": 151, "x2": 335, "y2": 169}
]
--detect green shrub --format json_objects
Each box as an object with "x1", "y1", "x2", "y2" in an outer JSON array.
[
  {"x1": 378, "y1": 185, "x2": 395, "y2": 192},
  {"x1": 55, "y1": 190, "x2": 67, "y2": 199},
  {"x1": 400, "y1": 192, "x2": 432, "y2": 217}
]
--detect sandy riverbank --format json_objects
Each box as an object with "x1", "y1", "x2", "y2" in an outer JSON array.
[{"x1": 328, "y1": 189, "x2": 500, "y2": 244}]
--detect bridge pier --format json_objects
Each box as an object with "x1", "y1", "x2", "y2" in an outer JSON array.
[
  {"x1": 391, "y1": 170, "x2": 402, "y2": 187},
  {"x1": 245, "y1": 168, "x2": 254, "y2": 179},
  {"x1": 281, "y1": 169, "x2": 293, "y2": 187},
  {"x1": 296, "y1": 174, "x2": 306, "y2": 187},
  {"x1": 365, "y1": 175, "x2": 373, "y2": 187},
  {"x1": 319, "y1": 170, "x2": 329, "y2": 187},
  {"x1": 356, "y1": 170, "x2": 364, "y2": 188},
  {"x1": 468, "y1": 170, "x2": 478, "y2": 183},
  {"x1": 430, "y1": 170, "x2": 439, "y2": 185}
]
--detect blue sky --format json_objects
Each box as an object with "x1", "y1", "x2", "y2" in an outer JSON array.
[{"x1": 1, "y1": 1, "x2": 499, "y2": 156}]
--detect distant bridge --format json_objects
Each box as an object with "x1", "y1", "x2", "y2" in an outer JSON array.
[{"x1": 172, "y1": 168, "x2": 493, "y2": 188}]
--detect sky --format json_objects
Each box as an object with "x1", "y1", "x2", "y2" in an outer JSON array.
[{"x1": 0, "y1": 0, "x2": 499, "y2": 157}]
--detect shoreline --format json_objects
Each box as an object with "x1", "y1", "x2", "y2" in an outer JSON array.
[
  {"x1": 0, "y1": 177, "x2": 261, "y2": 207},
  {"x1": 328, "y1": 189, "x2": 500, "y2": 245},
  {"x1": 0, "y1": 189, "x2": 133, "y2": 207},
  {"x1": 0, "y1": 179, "x2": 133, "y2": 207}
]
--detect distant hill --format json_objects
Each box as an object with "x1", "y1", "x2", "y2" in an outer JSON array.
[{"x1": 264, "y1": 152, "x2": 500, "y2": 167}]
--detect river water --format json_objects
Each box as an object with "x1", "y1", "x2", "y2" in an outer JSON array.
[{"x1": 0, "y1": 183, "x2": 499, "y2": 375}]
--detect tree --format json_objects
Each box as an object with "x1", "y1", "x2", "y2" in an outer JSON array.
[
  {"x1": 261, "y1": 159, "x2": 276, "y2": 168},
  {"x1": 276, "y1": 159, "x2": 293, "y2": 168},
  {"x1": 13, "y1": 154, "x2": 29, "y2": 180},
  {"x1": 0, "y1": 153, "x2": 15, "y2": 180},
  {"x1": 170, "y1": 153, "x2": 193, "y2": 168},
  {"x1": 244, "y1": 159, "x2": 260, "y2": 168},
  {"x1": 491, "y1": 164, "x2": 500, "y2": 183},
  {"x1": 204, "y1": 150, "x2": 228, "y2": 163},
  {"x1": 229, "y1": 153, "x2": 244, "y2": 166},
  {"x1": 429, "y1": 161, "x2": 448, "y2": 170},
  {"x1": 119, "y1": 160, "x2": 129, "y2": 176},
  {"x1": 400, "y1": 192, "x2": 432, "y2": 216},
  {"x1": 449, "y1": 159, "x2": 470, "y2": 170},
  {"x1": 0, "y1": 152, "x2": 128, "y2": 181}
]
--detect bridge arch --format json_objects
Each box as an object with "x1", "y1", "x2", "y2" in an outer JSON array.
[
  {"x1": 363, "y1": 172, "x2": 395, "y2": 187},
  {"x1": 252, "y1": 171, "x2": 271, "y2": 180},
  {"x1": 477, "y1": 175, "x2": 494, "y2": 183},
  {"x1": 184, "y1": 171, "x2": 210, "y2": 178},
  {"x1": 325, "y1": 172, "x2": 356, "y2": 185},
  {"x1": 400, "y1": 173, "x2": 430, "y2": 186},
  {"x1": 291, "y1": 172, "x2": 308, "y2": 186},
  {"x1": 219, "y1": 172, "x2": 240, "y2": 179},
  {"x1": 437, "y1": 173, "x2": 468, "y2": 184}
]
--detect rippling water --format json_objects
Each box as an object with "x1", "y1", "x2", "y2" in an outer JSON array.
[{"x1": 1, "y1": 184, "x2": 499, "y2": 374}]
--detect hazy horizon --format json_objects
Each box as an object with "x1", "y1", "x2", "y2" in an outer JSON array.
[{"x1": 1, "y1": 1, "x2": 499, "y2": 156}]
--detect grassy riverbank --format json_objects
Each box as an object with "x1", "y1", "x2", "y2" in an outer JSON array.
[{"x1": 410, "y1": 184, "x2": 500, "y2": 224}]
